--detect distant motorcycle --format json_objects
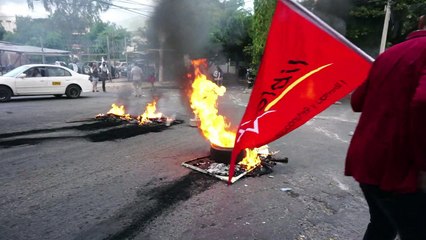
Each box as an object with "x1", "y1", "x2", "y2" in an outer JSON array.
[{"x1": 246, "y1": 69, "x2": 255, "y2": 89}]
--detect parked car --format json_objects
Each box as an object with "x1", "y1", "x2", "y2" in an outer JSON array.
[{"x1": 0, "y1": 64, "x2": 92, "y2": 102}]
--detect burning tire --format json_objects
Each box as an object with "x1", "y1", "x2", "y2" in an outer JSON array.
[
  {"x1": 0, "y1": 86, "x2": 12, "y2": 102},
  {"x1": 65, "y1": 85, "x2": 81, "y2": 99},
  {"x1": 210, "y1": 144, "x2": 245, "y2": 164}
]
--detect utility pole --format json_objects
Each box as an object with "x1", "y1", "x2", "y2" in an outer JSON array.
[
  {"x1": 158, "y1": 32, "x2": 165, "y2": 82},
  {"x1": 107, "y1": 35, "x2": 111, "y2": 77},
  {"x1": 124, "y1": 37, "x2": 128, "y2": 64},
  {"x1": 40, "y1": 36, "x2": 45, "y2": 64},
  {"x1": 379, "y1": 0, "x2": 391, "y2": 54}
]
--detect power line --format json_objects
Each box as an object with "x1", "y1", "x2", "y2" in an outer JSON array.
[
  {"x1": 112, "y1": 0, "x2": 156, "y2": 8},
  {"x1": 94, "y1": 0, "x2": 153, "y2": 17}
]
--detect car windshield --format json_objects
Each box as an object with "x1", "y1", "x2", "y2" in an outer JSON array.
[{"x1": 3, "y1": 65, "x2": 31, "y2": 77}]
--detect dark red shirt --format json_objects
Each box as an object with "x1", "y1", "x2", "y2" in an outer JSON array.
[{"x1": 345, "y1": 30, "x2": 426, "y2": 193}]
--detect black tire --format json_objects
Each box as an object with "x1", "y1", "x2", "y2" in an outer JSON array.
[
  {"x1": 54, "y1": 94, "x2": 62, "y2": 98},
  {"x1": 0, "y1": 86, "x2": 12, "y2": 102},
  {"x1": 209, "y1": 144, "x2": 246, "y2": 164},
  {"x1": 65, "y1": 85, "x2": 81, "y2": 99}
]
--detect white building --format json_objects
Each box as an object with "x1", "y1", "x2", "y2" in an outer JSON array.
[{"x1": 0, "y1": 16, "x2": 16, "y2": 32}]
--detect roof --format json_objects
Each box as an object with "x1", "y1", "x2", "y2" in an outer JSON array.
[{"x1": 0, "y1": 41, "x2": 70, "y2": 56}]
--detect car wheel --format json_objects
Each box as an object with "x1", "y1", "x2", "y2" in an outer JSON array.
[
  {"x1": 65, "y1": 85, "x2": 81, "y2": 99},
  {"x1": 54, "y1": 94, "x2": 63, "y2": 98},
  {"x1": 0, "y1": 86, "x2": 12, "y2": 102}
]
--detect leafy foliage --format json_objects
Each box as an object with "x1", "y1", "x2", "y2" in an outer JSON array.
[
  {"x1": 26, "y1": 0, "x2": 111, "y2": 23},
  {"x1": 249, "y1": 0, "x2": 276, "y2": 72},
  {"x1": 209, "y1": 0, "x2": 253, "y2": 64},
  {"x1": 248, "y1": 0, "x2": 425, "y2": 64},
  {"x1": 328, "y1": 0, "x2": 425, "y2": 56},
  {"x1": 25, "y1": 0, "x2": 112, "y2": 40},
  {"x1": 4, "y1": 16, "x2": 129, "y2": 62}
]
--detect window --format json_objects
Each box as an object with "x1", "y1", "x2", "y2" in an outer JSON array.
[
  {"x1": 47, "y1": 67, "x2": 71, "y2": 77},
  {"x1": 24, "y1": 67, "x2": 43, "y2": 77}
]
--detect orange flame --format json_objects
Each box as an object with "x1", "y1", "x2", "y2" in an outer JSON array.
[
  {"x1": 138, "y1": 100, "x2": 163, "y2": 124},
  {"x1": 189, "y1": 59, "x2": 236, "y2": 147},
  {"x1": 239, "y1": 149, "x2": 261, "y2": 171},
  {"x1": 103, "y1": 100, "x2": 169, "y2": 125},
  {"x1": 107, "y1": 104, "x2": 132, "y2": 121},
  {"x1": 188, "y1": 59, "x2": 261, "y2": 170}
]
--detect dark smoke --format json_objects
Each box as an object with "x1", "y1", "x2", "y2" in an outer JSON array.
[
  {"x1": 147, "y1": 0, "x2": 218, "y2": 113},
  {"x1": 151, "y1": 0, "x2": 214, "y2": 58},
  {"x1": 313, "y1": 0, "x2": 353, "y2": 35}
]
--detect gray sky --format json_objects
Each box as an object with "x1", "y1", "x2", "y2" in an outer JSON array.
[
  {"x1": 0, "y1": 0, "x2": 157, "y2": 30},
  {"x1": 0, "y1": 0, "x2": 254, "y2": 30}
]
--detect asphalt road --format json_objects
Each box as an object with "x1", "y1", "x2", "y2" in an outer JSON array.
[{"x1": 0, "y1": 79, "x2": 369, "y2": 240}]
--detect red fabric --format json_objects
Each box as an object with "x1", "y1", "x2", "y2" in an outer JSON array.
[
  {"x1": 228, "y1": 0, "x2": 372, "y2": 182},
  {"x1": 345, "y1": 30, "x2": 426, "y2": 193}
]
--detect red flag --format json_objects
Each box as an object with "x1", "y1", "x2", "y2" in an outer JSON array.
[{"x1": 228, "y1": 0, "x2": 373, "y2": 183}]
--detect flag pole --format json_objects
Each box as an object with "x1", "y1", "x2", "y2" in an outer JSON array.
[{"x1": 379, "y1": 0, "x2": 392, "y2": 54}]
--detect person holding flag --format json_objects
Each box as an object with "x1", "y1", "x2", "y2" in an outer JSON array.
[{"x1": 344, "y1": 15, "x2": 426, "y2": 239}]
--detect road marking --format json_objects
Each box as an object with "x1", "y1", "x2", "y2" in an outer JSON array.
[
  {"x1": 314, "y1": 116, "x2": 358, "y2": 123},
  {"x1": 330, "y1": 175, "x2": 350, "y2": 191},
  {"x1": 229, "y1": 94, "x2": 247, "y2": 107},
  {"x1": 313, "y1": 126, "x2": 349, "y2": 144}
]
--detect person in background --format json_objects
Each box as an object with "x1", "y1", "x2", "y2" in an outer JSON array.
[
  {"x1": 147, "y1": 67, "x2": 156, "y2": 90},
  {"x1": 90, "y1": 63, "x2": 99, "y2": 92},
  {"x1": 28, "y1": 68, "x2": 42, "y2": 77},
  {"x1": 345, "y1": 15, "x2": 426, "y2": 239},
  {"x1": 69, "y1": 60, "x2": 78, "y2": 73},
  {"x1": 213, "y1": 65, "x2": 223, "y2": 86},
  {"x1": 130, "y1": 63, "x2": 144, "y2": 97},
  {"x1": 99, "y1": 62, "x2": 109, "y2": 92}
]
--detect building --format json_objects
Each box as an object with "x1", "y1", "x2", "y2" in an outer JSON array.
[{"x1": 0, "y1": 41, "x2": 70, "y2": 74}]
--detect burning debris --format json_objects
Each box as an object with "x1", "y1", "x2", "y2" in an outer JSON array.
[
  {"x1": 182, "y1": 59, "x2": 288, "y2": 183},
  {"x1": 182, "y1": 145, "x2": 288, "y2": 183},
  {"x1": 96, "y1": 100, "x2": 178, "y2": 127}
]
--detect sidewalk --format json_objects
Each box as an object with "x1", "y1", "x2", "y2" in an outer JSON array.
[
  {"x1": 104, "y1": 75, "x2": 248, "y2": 92},
  {"x1": 106, "y1": 77, "x2": 179, "y2": 90}
]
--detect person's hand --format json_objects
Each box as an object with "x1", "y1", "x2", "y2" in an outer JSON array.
[{"x1": 419, "y1": 171, "x2": 426, "y2": 192}]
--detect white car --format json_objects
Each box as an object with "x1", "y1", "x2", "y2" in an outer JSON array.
[{"x1": 0, "y1": 64, "x2": 92, "y2": 102}]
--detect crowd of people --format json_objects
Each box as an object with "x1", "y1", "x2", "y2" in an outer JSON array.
[{"x1": 84, "y1": 60, "x2": 158, "y2": 96}]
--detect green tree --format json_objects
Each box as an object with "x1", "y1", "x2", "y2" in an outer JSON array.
[
  {"x1": 210, "y1": 0, "x2": 253, "y2": 65},
  {"x1": 249, "y1": 0, "x2": 426, "y2": 62},
  {"x1": 250, "y1": 0, "x2": 276, "y2": 72},
  {"x1": 26, "y1": 0, "x2": 112, "y2": 40},
  {"x1": 26, "y1": 0, "x2": 111, "y2": 23},
  {"x1": 347, "y1": 0, "x2": 426, "y2": 56},
  {"x1": 4, "y1": 17, "x2": 66, "y2": 49},
  {"x1": 87, "y1": 22, "x2": 131, "y2": 59}
]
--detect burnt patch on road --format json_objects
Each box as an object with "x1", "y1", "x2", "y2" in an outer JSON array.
[
  {"x1": 85, "y1": 120, "x2": 184, "y2": 142},
  {"x1": 105, "y1": 172, "x2": 217, "y2": 240},
  {"x1": 75, "y1": 172, "x2": 217, "y2": 240},
  {"x1": 0, "y1": 120, "x2": 184, "y2": 148},
  {"x1": 0, "y1": 120, "x2": 122, "y2": 139}
]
